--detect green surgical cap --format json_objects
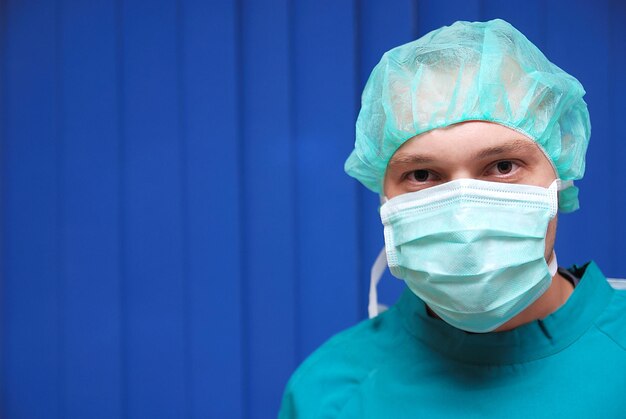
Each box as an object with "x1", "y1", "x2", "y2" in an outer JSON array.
[{"x1": 345, "y1": 18, "x2": 591, "y2": 212}]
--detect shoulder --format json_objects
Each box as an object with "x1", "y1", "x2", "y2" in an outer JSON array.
[
  {"x1": 570, "y1": 262, "x2": 626, "y2": 352},
  {"x1": 595, "y1": 288, "x2": 626, "y2": 351},
  {"x1": 278, "y1": 306, "x2": 407, "y2": 418}
]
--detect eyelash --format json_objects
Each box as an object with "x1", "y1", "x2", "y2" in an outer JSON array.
[
  {"x1": 403, "y1": 160, "x2": 522, "y2": 184},
  {"x1": 404, "y1": 169, "x2": 438, "y2": 184},
  {"x1": 485, "y1": 160, "x2": 521, "y2": 177}
]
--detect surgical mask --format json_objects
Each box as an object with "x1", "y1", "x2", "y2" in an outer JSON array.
[{"x1": 373, "y1": 178, "x2": 568, "y2": 333}]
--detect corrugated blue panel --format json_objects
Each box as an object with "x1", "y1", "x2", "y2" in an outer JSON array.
[
  {"x1": 241, "y1": 0, "x2": 297, "y2": 417},
  {"x1": 2, "y1": 2, "x2": 626, "y2": 419},
  {"x1": 3, "y1": 1, "x2": 61, "y2": 418},
  {"x1": 417, "y1": 0, "x2": 481, "y2": 34},
  {"x1": 0, "y1": 1, "x2": 4, "y2": 412},
  {"x1": 122, "y1": 0, "x2": 186, "y2": 417},
  {"x1": 181, "y1": 0, "x2": 244, "y2": 417},
  {"x1": 59, "y1": 0, "x2": 122, "y2": 417},
  {"x1": 545, "y1": 0, "x2": 614, "y2": 273},
  {"x1": 482, "y1": 0, "x2": 544, "y2": 49},
  {"x1": 610, "y1": 1, "x2": 626, "y2": 268},
  {"x1": 293, "y1": 0, "x2": 359, "y2": 361}
]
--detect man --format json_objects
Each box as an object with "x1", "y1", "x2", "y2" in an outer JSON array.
[{"x1": 279, "y1": 19, "x2": 626, "y2": 418}]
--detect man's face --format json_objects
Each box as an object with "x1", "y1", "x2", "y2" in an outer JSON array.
[{"x1": 383, "y1": 121, "x2": 558, "y2": 262}]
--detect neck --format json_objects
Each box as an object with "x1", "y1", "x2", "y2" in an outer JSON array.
[
  {"x1": 494, "y1": 271, "x2": 574, "y2": 332},
  {"x1": 424, "y1": 271, "x2": 575, "y2": 333}
]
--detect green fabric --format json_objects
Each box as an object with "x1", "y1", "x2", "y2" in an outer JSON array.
[
  {"x1": 344, "y1": 19, "x2": 590, "y2": 213},
  {"x1": 279, "y1": 262, "x2": 626, "y2": 418}
]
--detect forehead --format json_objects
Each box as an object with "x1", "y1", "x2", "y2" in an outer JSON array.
[{"x1": 390, "y1": 121, "x2": 549, "y2": 164}]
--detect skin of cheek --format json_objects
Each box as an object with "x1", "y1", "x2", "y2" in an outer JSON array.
[
  {"x1": 382, "y1": 170, "x2": 403, "y2": 199},
  {"x1": 544, "y1": 215, "x2": 558, "y2": 262}
]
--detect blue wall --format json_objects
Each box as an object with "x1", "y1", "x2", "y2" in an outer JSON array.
[{"x1": 2, "y1": 1, "x2": 625, "y2": 418}]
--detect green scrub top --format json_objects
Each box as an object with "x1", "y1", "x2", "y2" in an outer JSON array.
[{"x1": 279, "y1": 262, "x2": 626, "y2": 418}]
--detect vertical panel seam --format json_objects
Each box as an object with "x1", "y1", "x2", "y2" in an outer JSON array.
[
  {"x1": 353, "y1": 0, "x2": 365, "y2": 319},
  {"x1": 412, "y1": 0, "x2": 420, "y2": 39},
  {"x1": 287, "y1": 0, "x2": 300, "y2": 366},
  {"x1": 234, "y1": 0, "x2": 249, "y2": 417},
  {"x1": 608, "y1": 0, "x2": 618, "y2": 268},
  {"x1": 176, "y1": 0, "x2": 192, "y2": 416},
  {"x1": 55, "y1": 0, "x2": 66, "y2": 417},
  {"x1": 115, "y1": 0, "x2": 128, "y2": 416},
  {"x1": 540, "y1": 2, "x2": 547, "y2": 53},
  {"x1": 0, "y1": 0, "x2": 7, "y2": 413}
]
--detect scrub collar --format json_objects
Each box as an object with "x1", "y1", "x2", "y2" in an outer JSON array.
[{"x1": 395, "y1": 261, "x2": 614, "y2": 365}]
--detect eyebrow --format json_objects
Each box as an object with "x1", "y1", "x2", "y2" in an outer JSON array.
[
  {"x1": 387, "y1": 154, "x2": 437, "y2": 166},
  {"x1": 473, "y1": 139, "x2": 537, "y2": 160},
  {"x1": 388, "y1": 138, "x2": 536, "y2": 167}
]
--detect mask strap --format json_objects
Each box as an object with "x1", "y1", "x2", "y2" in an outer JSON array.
[
  {"x1": 548, "y1": 250, "x2": 558, "y2": 277},
  {"x1": 607, "y1": 278, "x2": 626, "y2": 290},
  {"x1": 557, "y1": 179, "x2": 573, "y2": 191},
  {"x1": 368, "y1": 247, "x2": 388, "y2": 318}
]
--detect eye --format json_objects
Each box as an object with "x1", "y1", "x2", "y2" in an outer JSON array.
[
  {"x1": 408, "y1": 169, "x2": 431, "y2": 182},
  {"x1": 485, "y1": 160, "x2": 522, "y2": 178},
  {"x1": 496, "y1": 161, "x2": 513, "y2": 174}
]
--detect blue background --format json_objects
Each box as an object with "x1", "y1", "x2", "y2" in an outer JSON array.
[{"x1": 1, "y1": 1, "x2": 625, "y2": 418}]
